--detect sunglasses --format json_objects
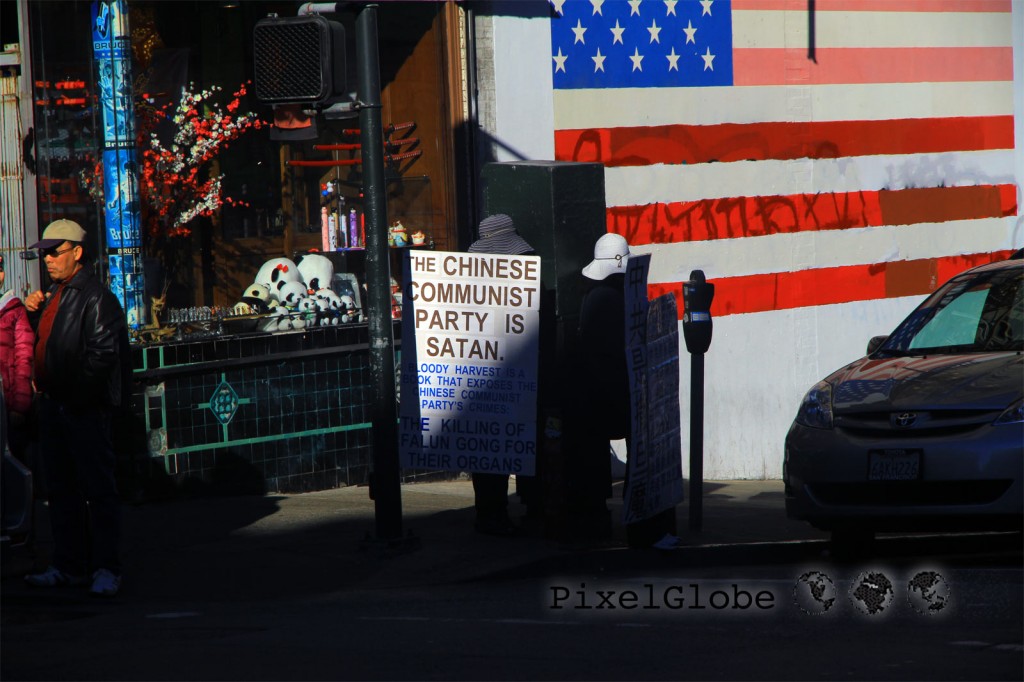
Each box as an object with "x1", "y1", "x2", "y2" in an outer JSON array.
[{"x1": 40, "y1": 245, "x2": 77, "y2": 259}]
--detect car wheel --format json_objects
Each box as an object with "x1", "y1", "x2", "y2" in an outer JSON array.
[{"x1": 829, "y1": 526, "x2": 875, "y2": 561}]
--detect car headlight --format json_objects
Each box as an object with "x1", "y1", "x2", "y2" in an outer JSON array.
[
  {"x1": 795, "y1": 380, "x2": 834, "y2": 429},
  {"x1": 994, "y1": 398, "x2": 1024, "y2": 425}
]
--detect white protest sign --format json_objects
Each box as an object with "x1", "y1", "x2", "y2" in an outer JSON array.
[{"x1": 398, "y1": 250, "x2": 542, "y2": 476}]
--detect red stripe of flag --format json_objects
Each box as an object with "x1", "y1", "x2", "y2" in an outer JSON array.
[
  {"x1": 555, "y1": 116, "x2": 1014, "y2": 167},
  {"x1": 609, "y1": 184, "x2": 1017, "y2": 245},
  {"x1": 731, "y1": 0, "x2": 1012, "y2": 11},
  {"x1": 649, "y1": 251, "x2": 1016, "y2": 318},
  {"x1": 734, "y1": 48, "x2": 1013, "y2": 86}
]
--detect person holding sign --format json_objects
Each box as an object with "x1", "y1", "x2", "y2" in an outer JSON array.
[
  {"x1": 566, "y1": 233, "x2": 632, "y2": 540},
  {"x1": 576, "y1": 233, "x2": 677, "y2": 547},
  {"x1": 467, "y1": 214, "x2": 535, "y2": 536}
]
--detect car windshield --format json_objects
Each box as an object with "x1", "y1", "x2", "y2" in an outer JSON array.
[{"x1": 879, "y1": 264, "x2": 1024, "y2": 355}]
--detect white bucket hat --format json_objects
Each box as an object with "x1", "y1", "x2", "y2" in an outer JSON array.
[{"x1": 582, "y1": 233, "x2": 630, "y2": 280}]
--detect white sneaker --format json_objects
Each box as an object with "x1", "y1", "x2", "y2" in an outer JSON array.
[
  {"x1": 90, "y1": 568, "x2": 121, "y2": 597},
  {"x1": 25, "y1": 566, "x2": 88, "y2": 588}
]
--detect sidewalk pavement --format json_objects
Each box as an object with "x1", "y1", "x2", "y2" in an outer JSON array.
[{"x1": 2, "y1": 478, "x2": 834, "y2": 602}]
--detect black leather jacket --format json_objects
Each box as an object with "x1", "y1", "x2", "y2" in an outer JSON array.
[{"x1": 31, "y1": 266, "x2": 130, "y2": 411}]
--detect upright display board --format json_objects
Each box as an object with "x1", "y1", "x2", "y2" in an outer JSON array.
[
  {"x1": 623, "y1": 254, "x2": 684, "y2": 524},
  {"x1": 398, "y1": 250, "x2": 542, "y2": 476}
]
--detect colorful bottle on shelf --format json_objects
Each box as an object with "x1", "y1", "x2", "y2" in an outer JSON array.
[
  {"x1": 320, "y1": 206, "x2": 330, "y2": 252},
  {"x1": 328, "y1": 212, "x2": 338, "y2": 251},
  {"x1": 338, "y1": 197, "x2": 348, "y2": 249},
  {"x1": 349, "y1": 207, "x2": 359, "y2": 248}
]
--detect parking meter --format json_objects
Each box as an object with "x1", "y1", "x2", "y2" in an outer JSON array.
[
  {"x1": 682, "y1": 270, "x2": 715, "y2": 354},
  {"x1": 682, "y1": 269, "x2": 714, "y2": 531}
]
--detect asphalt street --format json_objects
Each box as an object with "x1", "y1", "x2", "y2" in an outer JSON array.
[{"x1": 2, "y1": 479, "x2": 1021, "y2": 681}]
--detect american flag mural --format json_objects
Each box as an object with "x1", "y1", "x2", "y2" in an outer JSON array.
[{"x1": 545, "y1": 0, "x2": 1021, "y2": 477}]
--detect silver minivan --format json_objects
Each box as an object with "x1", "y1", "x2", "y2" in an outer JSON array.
[{"x1": 784, "y1": 253, "x2": 1024, "y2": 546}]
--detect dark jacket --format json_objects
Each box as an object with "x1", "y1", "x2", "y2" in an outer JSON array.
[
  {"x1": 31, "y1": 267, "x2": 130, "y2": 411},
  {"x1": 577, "y1": 273, "x2": 630, "y2": 440}
]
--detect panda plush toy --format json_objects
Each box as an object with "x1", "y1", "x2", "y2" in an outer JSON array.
[
  {"x1": 296, "y1": 253, "x2": 335, "y2": 295},
  {"x1": 234, "y1": 282, "x2": 271, "y2": 312},
  {"x1": 255, "y1": 257, "x2": 302, "y2": 303},
  {"x1": 278, "y1": 280, "x2": 308, "y2": 309},
  {"x1": 339, "y1": 294, "x2": 358, "y2": 323},
  {"x1": 260, "y1": 305, "x2": 293, "y2": 332},
  {"x1": 297, "y1": 296, "x2": 320, "y2": 326},
  {"x1": 312, "y1": 289, "x2": 342, "y2": 325}
]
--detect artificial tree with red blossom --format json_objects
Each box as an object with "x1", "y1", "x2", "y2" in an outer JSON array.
[{"x1": 81, "y1": 81, "x2": 265, "y2": 280}]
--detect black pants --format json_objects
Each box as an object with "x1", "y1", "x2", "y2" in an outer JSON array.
[
  {"x1": 472, "y1": 473, "x2": 509, "y2": 522},
  {"x1": 38, "y1": 396, "x2": 121, "y2": 576}
]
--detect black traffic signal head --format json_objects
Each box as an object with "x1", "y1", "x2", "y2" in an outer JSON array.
[{"x1": 253, "y1": 14, "x2": 346, "y2": 105}]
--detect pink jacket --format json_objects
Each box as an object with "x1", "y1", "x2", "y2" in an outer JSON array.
[{"x1": 0, "y1": 290, "x2": 34, "y2": 415}]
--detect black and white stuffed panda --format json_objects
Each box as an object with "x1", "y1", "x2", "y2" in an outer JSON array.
[
  {"x1": 296, "y1": 253, "x2": 335, "y2": 295},
  {"x1": 255, "y1": 257, "x2": 302, "y2": 303}
]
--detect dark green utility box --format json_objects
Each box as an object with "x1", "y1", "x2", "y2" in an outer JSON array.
[{"x1": 481, "y1": 161, "x2": 607, "y2": 321}]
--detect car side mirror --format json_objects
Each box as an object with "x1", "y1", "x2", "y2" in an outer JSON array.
[{"x1": 866, "y1": 335, "x2": 888, "y2": 355}]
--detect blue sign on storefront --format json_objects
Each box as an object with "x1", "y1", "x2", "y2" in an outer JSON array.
[{"x1": 91, "y1": 0, "x2": 145, "y2": 329}]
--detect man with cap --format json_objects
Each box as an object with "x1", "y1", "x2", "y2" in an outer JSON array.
[
  {"x1": 22, "y1": 219, "x2": 130, "y2": 597},
  {"x1": 468, "y1": 214, "x2": 535, "y2": 536}
]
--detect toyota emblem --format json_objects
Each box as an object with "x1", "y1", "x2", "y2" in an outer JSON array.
[{"x1": 893, "y1": 412, "x2": 917, "y2": 428}]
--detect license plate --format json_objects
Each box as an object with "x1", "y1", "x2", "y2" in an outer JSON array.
[{"x1": 868, "y1": 449, "x2": 921, "y2": 481}]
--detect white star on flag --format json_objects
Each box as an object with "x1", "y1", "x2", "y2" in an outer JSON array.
[
  {"x1": 701, "y1": 45, "x2": 714, "y2": 70},
  {"x1": 553, "y1": 48, "x2": 568, "y2": 73},
  {"x1": 648, "y1": 19, "x2": 661, "y2": 44},
  {"x1": 666, "y1": 46, "x2": 680, "y2": 71},
  {"x1": 572, "y1": 19, "x2": 587, "y2": 44},
  {"x1": 683, "y1": 19, "x2": 696, "y2": 44},
  {"x1": 610, "y1": 19, "x2": 625, "y2": 44},
  {"x1": 630, "y1": 47, "x2": 644, "y2": 71}
]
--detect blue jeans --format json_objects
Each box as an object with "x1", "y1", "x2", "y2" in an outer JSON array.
[{"x1": 38, "y1": 396, "x2": 121, "y2": 576}]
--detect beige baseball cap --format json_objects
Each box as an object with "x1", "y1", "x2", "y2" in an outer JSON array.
[{"x1": 30, "y1": 219, "x2": 87, "y2": 249}]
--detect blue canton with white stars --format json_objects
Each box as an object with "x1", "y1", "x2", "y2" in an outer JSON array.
[{"x1": 550, "y1": 0, "x2": 734, "y2": 89}]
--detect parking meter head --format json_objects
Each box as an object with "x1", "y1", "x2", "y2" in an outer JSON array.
[{"x1": 682, "y1": 270, "x2": 715, "y2": 354}]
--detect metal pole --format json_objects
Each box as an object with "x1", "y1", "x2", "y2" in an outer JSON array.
[
  {"x1": 688, "y1": 352, "x2": 704, "y2": 531},
  {"x1": 357, "y1": 4, "x2": 402, "y2": 540}
]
